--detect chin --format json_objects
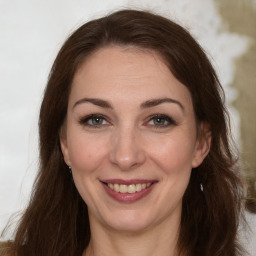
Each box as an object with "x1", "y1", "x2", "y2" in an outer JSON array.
[{"x1": 103, "y1": 210, "x2": 152, "y2": 232}]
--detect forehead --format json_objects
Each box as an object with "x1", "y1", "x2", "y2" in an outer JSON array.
[
  {"x1": 70, "y1": 46, "x2": 192, "y2": 108},
  {"x1": 74, "y1": 46, "x2": 168, "y2": 83}
]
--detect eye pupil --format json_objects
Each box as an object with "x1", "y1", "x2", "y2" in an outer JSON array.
[
  {"x1": 92, "y1": 117, "x2": 103, "y2": 125},
  {"x1": 154, "y1": 118, "x2": 165, "y2": 125}
]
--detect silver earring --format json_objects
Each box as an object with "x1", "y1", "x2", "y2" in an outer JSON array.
[
  {"x1": 68, "y1": 166, "x2": 72, "y2": 174},
  {"x1": 200, "y1": 183, "x2": 204, "y2": 192}
]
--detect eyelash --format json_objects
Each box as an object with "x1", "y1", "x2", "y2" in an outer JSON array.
[
  {"x1": 79, "y1": 114, "x2": 177, "y2": 129},
  {"x1": 146, "y1": 114, "x2": 177, "y2": 128},
  {"x1": 79, "y1": 114, "x2": 110, "y2": 128}
]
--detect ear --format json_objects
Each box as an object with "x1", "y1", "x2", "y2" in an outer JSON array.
[
  {"x1": 59, "y1": 124, "x2": 72, "y2": 167},
  {"x1": 192, "y1": 122, "x2": 211, "y2": 168}
]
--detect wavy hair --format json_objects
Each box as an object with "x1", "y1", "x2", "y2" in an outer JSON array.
[{"x1": 2, "y1": 9, "x2": 244, "y2": 256}]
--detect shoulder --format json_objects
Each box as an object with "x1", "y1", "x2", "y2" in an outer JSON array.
[
  {"x1": 245, "y1": 212, "x2": 256, "y2": 256},
  {"x1": 239, "y1": 211, "x2": 256, "y2": 256},
  {"x1": 0, "y1": 241, "x2": 13, "y2": 256}
]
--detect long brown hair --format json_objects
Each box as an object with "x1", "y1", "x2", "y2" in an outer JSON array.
[{"x1": 2, "y1": 9, "x2": 244, "y2": 256}]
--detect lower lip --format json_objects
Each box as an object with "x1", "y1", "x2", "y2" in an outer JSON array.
[{"x1": 102, "y1": 183, "x2": 156, "y2": 203}]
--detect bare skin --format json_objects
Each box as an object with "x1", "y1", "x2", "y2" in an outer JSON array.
[{"x1": 60, "y1": 46, "x2": 211, "y2": 256}]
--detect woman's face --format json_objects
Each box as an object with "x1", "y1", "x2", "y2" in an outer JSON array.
[{"x1": 60, "y1": 46, "x2": 210, "y2": 233}]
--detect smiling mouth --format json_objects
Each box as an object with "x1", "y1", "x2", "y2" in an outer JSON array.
[
  {"x1": 107, "y1": 183, "x2": 152, "y2": 194},
  {"x1": 101, "y1": 180, "x2": 157, "y2": 202}
]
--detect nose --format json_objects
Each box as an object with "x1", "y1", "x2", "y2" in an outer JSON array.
[{"x1": 109, "y1": 126, "x2": 146, "y2": 171}]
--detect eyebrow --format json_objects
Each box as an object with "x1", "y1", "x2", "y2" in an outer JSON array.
[
  {"x1": 141, "y1": 98, "x2": 184, "y2": 111},
  {"x1": 73, "y1": 98, "x2": 113, "y2": 110},
  {"x1": 73, "y1": 97, "x2": 184, "y2": 111}
]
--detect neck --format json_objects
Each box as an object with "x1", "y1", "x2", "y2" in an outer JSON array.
[{"x1": 83, "y1": 216, "x2": 181, "y2": 256}]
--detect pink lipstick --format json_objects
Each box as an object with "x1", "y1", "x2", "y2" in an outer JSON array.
[{"x1": 101, "y1": 179, "x2": 157, "y2": 203}]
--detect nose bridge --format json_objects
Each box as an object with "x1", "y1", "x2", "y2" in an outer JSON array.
[{"x1": 109, "y1": 124, "x2": 146, "y2": 170}]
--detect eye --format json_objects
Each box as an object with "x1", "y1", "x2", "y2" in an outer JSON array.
[
  {"x1": 146, "y1": 114, "x2": 177, "y2": 128},
  {"x1": 79, "y1": 114, "x2": 109, "y2": 128}
]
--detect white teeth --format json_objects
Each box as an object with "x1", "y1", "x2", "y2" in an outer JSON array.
[
  {"x1": 120, "y1": 184, "x2": 128, "y2": 193},
  {"x1": 136, "y1": 183, "x2": 142, "y2": 192},
  {"x1": 107, "y1": 183, "x2": 152, "y2": 193},
  {"x1": 113, "y1": 184, "x2": 120, "y2": 192},
  {"x1": 128, "y1": 184, "x2": 136, "y2": 193}
]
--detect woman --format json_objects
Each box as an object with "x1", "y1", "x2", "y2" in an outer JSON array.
[{"x1": 1, "y1": 9, "x2": 244, "y2": 256}]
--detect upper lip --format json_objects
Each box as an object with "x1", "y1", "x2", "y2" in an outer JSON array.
[{"x1": 101, "y1": 179, "x2": 157, "y2": 185}]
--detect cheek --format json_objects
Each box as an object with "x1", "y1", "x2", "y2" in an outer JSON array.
[
  {"x1": 148, "y1": 133, "x2": 196, "y2": 175},
  {"x1": 67, "y1": 133, "x2": 109, "y2": 204},
  {"x1": 67, "y1": 131, "x2": 108, "y2": 174},
  {"x1": 152, "y1": 135, "x2": 194, "y2": 205}
]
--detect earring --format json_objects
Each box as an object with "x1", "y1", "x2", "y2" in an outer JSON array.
[
  {"x1": 200, "y1": 183, "x2": 204, "y2": 192},
  {"x1": 68, "y1": 166, "x2": 72, "y2": 174}
]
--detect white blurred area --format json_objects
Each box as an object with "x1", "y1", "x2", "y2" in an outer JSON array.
[{"x1": 0, "y1": 0, "x2": 254, "y2": 254}]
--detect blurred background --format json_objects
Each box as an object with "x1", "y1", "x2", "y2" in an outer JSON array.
[{"x1": 0, "y1": 0, "x2": 255, "y2": 253}]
